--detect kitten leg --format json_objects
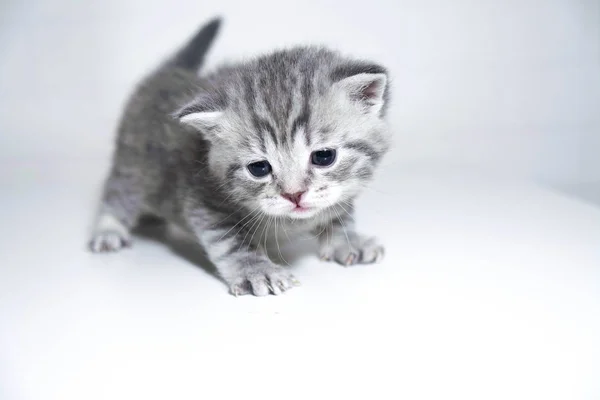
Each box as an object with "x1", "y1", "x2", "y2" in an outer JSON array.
[
  {"x1": 89, "y1": 212, "x2": 132, "y2": 252},
  {"x1": 318, "y1": 214, "x2": 384, "y2": 266},
  {"x1": 89, "y1": 169, "x2": 144, "y2": 253},
  {"x1": 195, "y1": 221, "x2": 299, "y2": 296}
]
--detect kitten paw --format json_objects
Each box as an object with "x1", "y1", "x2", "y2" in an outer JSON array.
[
  {"x1": 89, "y1": 213, "x2": 132, "y2": 253},
  {"x1": 228, "y1": 264, "x2": 300, "y2": 297},
  {"x1": 319, "y1": 235, "x2": 384, "y2": 266},
  {"x1": 88, "y1": 231, "x2": 131, "y2": 252}
]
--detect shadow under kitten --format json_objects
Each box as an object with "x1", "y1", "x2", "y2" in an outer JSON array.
[{"x1": 132, "y1": 215, "x2": 315, "y2": 281}]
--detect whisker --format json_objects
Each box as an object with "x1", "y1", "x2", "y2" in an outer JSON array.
[
  {"x1": 327, "y1": 201, "x2": 350, "y2": 249},
  {"x1": 282, "y1": 220, "x2": 292, "y2": 243},
  {"x1": 252, "y1": 215, "x2": 267, "y2": 262},
  {"x1": 356, "y1": 182, "x2": 396, "y2": 196},
  {"x1": 263, "y1": 216, "x2": 273, "y2": 250},
  {"x1": 210, "y1": 203, "x2": 257, "y2": 229},
  {"x1": 326, "y1": 207, "x2": 332, "y2": 248},
  {"x1": 240, "y1": 211, "x2": 265, "y2": 250},
  {"x1": 302, "y1": 222, "x2": 328, "y2": 241},
  {"x1": 192, "y1": 163, "x2": 212, "y2": 178},
  {"x1": 274, "y1": 217, "x2": 290, "y2": 267},
  {"x1": 214, "y1": 205, "x2": 261, "y2": 242},
  {"x1": 335, "y1": 209, "x2": 351, "y2": 249},
  {"x1": 252, "y1": 214, "x2": 272, "y2": 260},
  {"x1": 257, "y1": 216, "x2": 270, "y2": 254},
  {"x1": 336, "y1": 202, "x2": 354, "y2": 220}
]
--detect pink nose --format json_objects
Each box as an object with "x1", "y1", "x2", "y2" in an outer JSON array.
[{"x1": 281, "y1": 191, "x2": 305, "y2": 206}]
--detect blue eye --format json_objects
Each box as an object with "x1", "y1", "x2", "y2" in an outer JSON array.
[
  {"x1": 311, "y1": 149, "x2": 336, "y2": 167},
  {"x1": 247, "y1": 160, "x2": 272, "y2": 177}
]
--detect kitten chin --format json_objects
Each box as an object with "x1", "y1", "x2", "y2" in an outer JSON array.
[{"x1": 89, "y1": 16, "x2": 390, "y2": 296}]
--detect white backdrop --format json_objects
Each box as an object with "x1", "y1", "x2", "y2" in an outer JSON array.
[
  {"x1": 2, "y1": 2, "x2": 600, "y2": 399},
  {"x1": 0, "y1": 0, "x2": 599, "y2": 185}
]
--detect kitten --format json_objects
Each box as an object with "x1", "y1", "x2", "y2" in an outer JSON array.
[{"x1": 89, "y1": 17, "x2": 391, "y2": 296}]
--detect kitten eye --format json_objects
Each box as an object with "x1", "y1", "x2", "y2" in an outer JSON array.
[
  {"x1": 247, "y1": 160, "x2": 272, "y2": 177},
  {"x1": 311, "y1": 149, "x2": 337, "y2": 167}
]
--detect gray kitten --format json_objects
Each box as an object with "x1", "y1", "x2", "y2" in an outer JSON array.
[{"x1": 89, "y1": 18, "x2": 391, "y2": 296}]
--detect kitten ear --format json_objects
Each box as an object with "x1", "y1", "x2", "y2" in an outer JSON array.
[
  {"x1": 174, "y1": 92, "x2": 226, "y2": 131},
  {"x1": 175, "y1": 103, "x2": 223, "y2": 131},
  {"x1": 178, "y1": 110, "x2": 223, "y2": 131},
  {"x1": 332, "y1": 63, "x2": 388, "y2": 115}
]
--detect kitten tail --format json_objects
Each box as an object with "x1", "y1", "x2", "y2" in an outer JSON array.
[{"x1": 168, "y1": 17, "x2": 222, "y2": 71}]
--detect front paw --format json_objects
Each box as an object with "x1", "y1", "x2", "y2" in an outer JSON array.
[
  {"x1": 89, "y1": 230, "x2": 132, "y2": 252},
  {"x1": 319, "y1": 235, "x2": 384, "y2": 266},
  {"x1": 228, "y1": 262, "x2": 300, "y2": 297}
]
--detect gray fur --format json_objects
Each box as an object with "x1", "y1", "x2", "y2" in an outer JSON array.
[{"x1": 89, "y1": 17, "x2": 391, "y2": 296}]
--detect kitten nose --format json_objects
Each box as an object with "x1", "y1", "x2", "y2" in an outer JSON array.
[{"x1": 281, "y1": 191, "x2": 305, "y2": 205}]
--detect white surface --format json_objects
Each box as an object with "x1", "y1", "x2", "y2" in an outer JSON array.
[
  {"x1": 0, "y1": 0, "x2": 599, "y2": 185},
  {"x1": 0, "y1": 160, "x2": 599, "y2": 399}
]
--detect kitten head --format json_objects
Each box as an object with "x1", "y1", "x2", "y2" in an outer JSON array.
[{"x1": 177, "y1": 47, "x2": 390, "y2": 219}]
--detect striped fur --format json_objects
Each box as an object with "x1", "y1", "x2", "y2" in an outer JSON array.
[{"x1": 89, "y1": 17, "x2": 391, "y2": 296}]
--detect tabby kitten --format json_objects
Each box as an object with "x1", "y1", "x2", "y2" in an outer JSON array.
[{"x1": 89, "y1": 18, "x2": 391, "y2": 296}]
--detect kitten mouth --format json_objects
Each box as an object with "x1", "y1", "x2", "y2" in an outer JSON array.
[
  {"x1": 289, "y1": 205, "x2": 318, "y2": 217},
  {"x1": 292, "y1": 205, "x2": 310, "y2": 213}
]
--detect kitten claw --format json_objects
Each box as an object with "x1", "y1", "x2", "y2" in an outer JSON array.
[
  {"x1": 89, "y1": 231, "x2": 131, "y2": 253},
  {"x1": 269, "y1": 280, "x2": 288, "y2": 295},
  {"x1": 320, "y1": 235, "x2": 384, "y2": 266},
  {"x1": 344, "y1": 252, "x2": 358, "y2": 266},
  {"x1": 229, "y1": 266, "x2": 298, "y2": 297}
]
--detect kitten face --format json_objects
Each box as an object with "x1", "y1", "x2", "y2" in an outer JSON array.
[
  {"x1": 177, "y1": 47, "x2": 391, "y2": 219},
  {"x1": 237, "y1": 141, "x2": 343, "y2": 220}
]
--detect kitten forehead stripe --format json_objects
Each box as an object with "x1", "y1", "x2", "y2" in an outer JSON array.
[
  {"x1": 290, "y1": 111, "x2": 309, "y2": 145},
  {"x1": 242, "y1": 75, "x2": 273, "y2": 148},
  {"x1": 252, "y1": 116, "x2": 278, "y2": 148}
]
